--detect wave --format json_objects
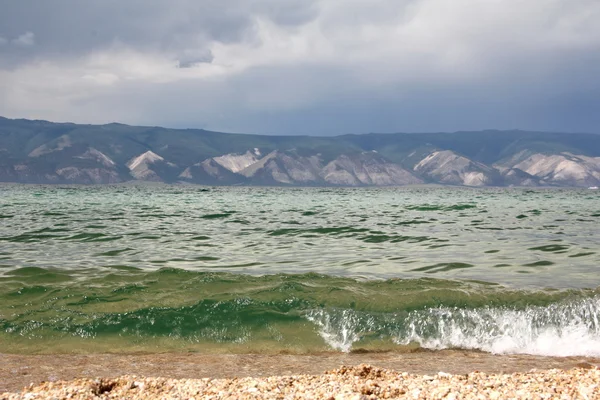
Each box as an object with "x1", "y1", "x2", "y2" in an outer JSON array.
[
  {"x1": 305, "y1": 309, "x2": 370, "y2": 352},
  {"x1": 306, "y1": 296, "x2": 600, "y2": 356},
  {"x1": 2, "y1": 270, "x2": 600, "y2": 356}
]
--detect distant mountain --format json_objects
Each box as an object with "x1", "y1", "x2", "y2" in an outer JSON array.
[
  {"x1": 1, "y1": 117, "x2": 599, "y2": 187},
  {"x1": 414, "y1": 150, "x2": 500, "y2": 186}
]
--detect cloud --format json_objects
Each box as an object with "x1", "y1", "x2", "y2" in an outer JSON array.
[
  {"x1": 12, "y1": 31, "x2": 35, "y2": 46},
  {"x1": 177, "y1": 49, "x2": 214, "y2": 68},
  {"x1": 0, "y1": 36, "x2": 7, "y2": 45},
  {"x1": 0, "y1": 1, "x2": 317, "y2": 67},
  {"x1": 0, "y1": 0, "x2": 599, "y2": 134}
]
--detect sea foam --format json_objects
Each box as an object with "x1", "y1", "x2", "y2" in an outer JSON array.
[
  {"x1": 305, "y1": 309, "x2": 367, "y2": 352},
  {"x1": 307, "y1": 296, "x2": 600, "y2": 356}
]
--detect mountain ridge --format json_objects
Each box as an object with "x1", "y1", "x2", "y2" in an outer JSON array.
[{"x1": 1, "y1": 117, "x2": 599, "y2": 187}]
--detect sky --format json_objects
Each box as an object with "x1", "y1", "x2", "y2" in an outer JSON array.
[{"x1": 0, "y1": 0, "x2": 599, "y2": 135}]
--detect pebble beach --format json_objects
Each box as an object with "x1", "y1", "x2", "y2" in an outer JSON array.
[{"x1": 2, "y1": 364, "x2": 600, "y2": 399}]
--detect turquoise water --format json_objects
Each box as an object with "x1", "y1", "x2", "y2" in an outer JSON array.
[{"x1": 0, "y1": 185, "x2": 599, "y2": 355}]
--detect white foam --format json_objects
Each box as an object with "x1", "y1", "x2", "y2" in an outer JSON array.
[
  {"x1": 397, "y1": 297, "x2": 600, "y2": 357},
  {"x1": 305, "y1": 309, "x2": 365, "y2": 352},
  {"x1": 305, "y1": 297, "x2": 600, "y2": 356}
]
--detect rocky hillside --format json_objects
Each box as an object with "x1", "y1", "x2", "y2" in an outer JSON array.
[{"x1": 1, "y1": 117, "x2": 599, "y2": 187}]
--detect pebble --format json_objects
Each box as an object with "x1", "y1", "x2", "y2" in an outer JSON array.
[{"x1": 1, "y1": 364, "x2": 599, "y2": 399}]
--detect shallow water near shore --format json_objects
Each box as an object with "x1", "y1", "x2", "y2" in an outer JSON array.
[
  {"x1": 2, "y1": 350, "x2": 600, "y2": 394},
  {"x1": 1, "y1": 185, "x2": 599, "y2": 356}
]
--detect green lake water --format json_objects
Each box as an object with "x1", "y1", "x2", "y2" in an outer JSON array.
[{"x1": 1, "y1": 185, "x2": 599, "y2": 355}]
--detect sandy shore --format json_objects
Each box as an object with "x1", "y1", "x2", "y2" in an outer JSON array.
[{"x1": 1, "y1": 351, "x2": 600, "y2": 398}]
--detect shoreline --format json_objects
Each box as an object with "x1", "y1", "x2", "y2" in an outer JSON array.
[{"x1": 2, "y1": 350, "x2": 599, "y2": 394}]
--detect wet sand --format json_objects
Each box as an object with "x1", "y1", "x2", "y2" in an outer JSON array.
[{"x1": 2, "y1": 350, "x2": 599, "y2": 394}]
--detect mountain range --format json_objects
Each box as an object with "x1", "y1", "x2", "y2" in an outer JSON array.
[{"x1": 1, "y1": 116, "x2": 600, "y2": 187}]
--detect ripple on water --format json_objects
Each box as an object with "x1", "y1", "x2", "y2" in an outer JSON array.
[
  {"x1": 201, "y1": 212, "x2": 235, "y2": 219},
  {"x1": 2, "y1": 266, "x2": 73, "y2": 283},
  {"x1": 395, "y1": 220, "x2": 431, "y2": 225},
  {"x1": 94, "y1": 248, "x2": 134, "y2": 257},
  {"x1": 405, "y1": 204, "x2": 476, "y2": 212},
  {"x1": 2, "y1": 233, "x2": 64, "y2": 242},
  {"x1": 569, "y1": 252, "x2": 596, "y2": 258},
  {"x1": 528, "y1": 245, "x2": 570, "y2": 252},
  {"x1": 61, "y1": 233, "x2": 123, "y2": 242},
  {"x1": 190, "y1": 236, "x2": 211, "y2": 240},
  {"x1": 409, "y1": 263, "x2": 475, "y2": 273},
  {"x1": 522, "y1": 261, "x2": 555, "y2": 267},
  {"x1": 1, "y1": 185, "x2": 600, "y2": 290}
]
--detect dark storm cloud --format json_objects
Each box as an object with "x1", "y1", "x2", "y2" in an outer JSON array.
[
  {"x1": 0, "y1": 0, "x2": 318, "y2": 67},
  {"x1": 132, "y1": 60, "x2": 600, "y2": 135},
  {"x1": 1, "y1": 0, "x2": 599, "y2": 135}
]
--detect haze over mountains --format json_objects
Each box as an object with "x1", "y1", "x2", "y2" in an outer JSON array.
[{"x1": 1, "y1": 117, "x2": 600, "y2": 187}]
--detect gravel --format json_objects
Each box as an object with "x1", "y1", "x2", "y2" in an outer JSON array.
[{"x1": 2, "y1": 364, "x2": 599, "y2": 399}]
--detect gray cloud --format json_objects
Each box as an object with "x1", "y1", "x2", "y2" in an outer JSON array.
[
  {"x1": 0, "y1": 0, "x2": 317, "y2": 67},
  {"x1": 0, "y1": 0, "x2": 599, "y2": 135},
  {"x1": 12, "y1": 31, "x2": 34, "y2": 46},
  {"x1": 177, "y1": 49, "x2": 214, "y2": 68}
]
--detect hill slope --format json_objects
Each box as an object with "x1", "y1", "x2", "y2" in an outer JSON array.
[{"x1": 1, "y1": 117, "x2": 599, "y2": 187}]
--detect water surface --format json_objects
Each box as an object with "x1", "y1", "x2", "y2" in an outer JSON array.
[{"x1": 1, "y1": 185, "x2": 599, "y2": 355}]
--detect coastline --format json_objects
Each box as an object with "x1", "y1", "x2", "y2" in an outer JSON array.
[{"x1": 2, "y1": 350, "x2": 599, "y2": 395}]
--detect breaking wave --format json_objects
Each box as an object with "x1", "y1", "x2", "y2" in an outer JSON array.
[{"x1": 306, "y1": 296, "x2": 600, "y2": 356}]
